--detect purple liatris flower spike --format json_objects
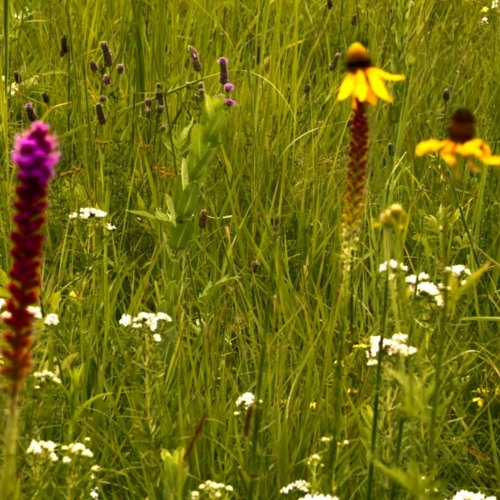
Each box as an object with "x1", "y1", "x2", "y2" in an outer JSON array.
[
  {"x1": 1, "y1": 122, "x2": 60, "y2": 395},
  {"x1": 218, "y1": 57, "x2": 229, "y2": 85}
]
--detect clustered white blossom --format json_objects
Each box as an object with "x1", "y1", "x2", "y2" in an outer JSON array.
[
  {"x1": 378, "y1": 260, "x2": 408, "y2": 275},
  {"x1": 280, "y1": 479, "x2": 311, "y2": 494},
  {"x1": 379, "y1": 260, "x2": 473, "y2": 308},
  {"x1": 234, "y1": 392, "x2": 261, "y2": 415},
  {"x1": 366, "y1": 333, "x2": 417, "y2": 366},
  {"x1": 69, "y1": 207, "x2": 108, "y2": 219},
  {"x1": 33, "y1": 370, "x2": 61, "y2": 386},
  {"x1": 190, "y1": 480, "x2": 234, "y2": 498},
  {"x1": 299, "y1": 495, "x2": 339, "y2": 500},
  {"x1": 119, "y1": 312, "x2": 172, "y2": 336},
  {"x1": 448, "y1": 490, "x2": 497, "y2": 500},
  {"x1": 0, "y1": 300, "x2": 59, "y2": 325},
  {"x1": 26, "y1": 439, "x2": 96, "y2": 464},
  {"x1": 26, "y1": 439, "x2": 59, "y2": 462}
]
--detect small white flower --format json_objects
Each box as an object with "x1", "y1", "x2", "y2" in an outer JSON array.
[
  {"x1": 190, "y1": 492, "x2": 200, "y2": 500},
  {"x1": 91, "y1": 465, "x2": 101, "y2": 472},
  {"x1": 481, "y1": 16, "x2": 489, "y2": 24},
  {"x1": 26, "y1": 439, "x2": 43, "y2": 455},
  {"x1": 26, "y1": 306, "x2": 42, "y2": 319},
  {"x1": 152, "y1": 333, "x2": 162, "y2": 342},
  {"x1": 44, "y1": 313, "x2": 59, "y2": 326},
  {"x1": 81, "y1": 448, "x2": 94, "y2": 458},
  {"x1": 119, "y1": 314, "x2": 132, "y2": 327},
  {"x1": 62, "y1": 455, "x2": 72, "y2": 464},
  {"x1": 448, "y1": 490, "x2": 497, "y2": 500},
  {"x1": 33, "y1": 370, "x2": 62, "y2": 385},
  {"x1": 236, "y1": 392, "x2": 256, "y2": 409},
  {"x1": 280, "y1": 479, "x2": 311, "y2": 494},
  {"x1": 49, "y1": 452, "x2": 59, "y2": 462},
  {"x1": 378, "y1": 260, "x2": 408, "y2": 274},
  {"x1": 106, "y1": 223, "x2": 117, "y2": 231},
  {"x1": 299, "y1": 495, "x2": 339, "y2": 500},
  {"x1": 90, "y1": 488, "x2": 99, "y2": 500},
  {"x1": 405, "y1": 272, "x2": 430, "y2": 284},
  {"x1": 0, "y1": 298, "x2": 6, "y2": 310}
]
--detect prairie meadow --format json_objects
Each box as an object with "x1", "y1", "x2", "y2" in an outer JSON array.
[{"x1": 0, "y1": 1, "x2": 499, "y2": 499}]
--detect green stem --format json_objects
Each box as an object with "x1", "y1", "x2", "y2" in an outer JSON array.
[{"x1": 1, "y1": 393, "x2": 20, "y2": 500}]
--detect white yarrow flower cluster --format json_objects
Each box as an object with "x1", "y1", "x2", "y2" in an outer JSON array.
[
  {"x1": 448, "y1": 490, "x2": 496, "y2": 500},
  {"x1": 405, "y1": 273, "x2": 444, "y2": 307},
  {"x1": 44, "y1": 313, "x2": 59, "y2": 326},
  {"x1": 33, "y1": 370, "x2": 61, "y2": 386},
  {"x1": 234, "y1": 392, "x2": 261, "y2": 415},
  {"x1": 378, "y1": 260, "x2": 408, "y2": 276},
  {"x1": 26, "y1": 439, "x2": 59, "y2": 462},
  {"x1": 119, "y1": 312, "x2": 172, "y2": 333},
  {"x1": 191, "y1": 480, "x2": 234, "y2": 498},
  {"x1": 366, "y1": 333, "x2": 417, "y2": 366},
  {"x1": 280, "y1": 479, "x2": 311, "y2": 494},
  {"x1": 69, "y1": 207, "x2": 108, "y2": 219},
  {"x1": 299, "y1": 494, "x2": 339, "y2": 500},
  {"x1": 60, "y1": 441, "x2": 95, "y2": 462}
]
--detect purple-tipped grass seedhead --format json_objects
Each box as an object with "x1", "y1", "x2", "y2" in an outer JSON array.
[
  {"x1": 224, "y1": 98, "x2": 237, "y2": 107},
  {"x1": 224, "y1": 82, "x2": 235, "y2": 93},
  {"x1": 100, "y1": 41, "x2": 114, "y2": 67},
  {"x1": 89, "y1": 60, "x2": 99, "y2": 73},
  {"x1": 102, "y1": 74, "x2": 111, "y2": 85},
  {"x1": 117, "y1": 63, "x2": 125, "y2": 74},
  {"x1": 1, "y1": 122, "x2": 60, "y2": 395}
]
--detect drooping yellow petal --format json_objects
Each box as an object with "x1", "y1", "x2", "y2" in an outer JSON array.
[
  {"x1": 440, "y1": 151, "x2": 458, "y2": 167},
  {"x1": 374, "y1": 68, "x2": 405, "y2": 82},
  {"x1": 415, "y1": 139, "x2": 446, "y2": 157},
  {"x1": 481, "y1": 155, "x2": 500, "y2": 166},
  {"x1": 366, "y1": 86, "x2": 378, "y2": 106},
  {"x1": 354, "y1": 70, "x2": 369, "y2": 102},
  {"x1": 337, "y1": 73, "x2": 356, "y2": 101},
  {"x1": 366, "y1": 68, "x2": 392, "y2": 102}
]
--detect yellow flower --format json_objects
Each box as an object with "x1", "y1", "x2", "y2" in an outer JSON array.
[
  {"x1": 415, "y1": 109, "x2": 500, "y2": 171},
  {"x1": 337, "y1": 42, "x2": 405, "y2": 108}
]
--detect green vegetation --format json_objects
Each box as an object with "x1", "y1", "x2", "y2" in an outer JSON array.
[{"x1": 0, "y1": 0, "x2": 499, "y2": 498}]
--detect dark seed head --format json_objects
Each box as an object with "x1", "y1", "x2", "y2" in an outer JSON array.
[
  {"x1": 89, "y1": 60, "x2": 99, "y2": 73},
  {"x1": 95, "y1": 102, "x2": 106, "y2": 125},
  {"x1": 60, "y1": 34, "x2": 68, "y2": 57},
  {"x1": 443, "y1": 87, "x2": 450, "y2": 102},
  {"x1": 199, "y1": 209, "x2": 208, "y2": 229},
  {"x1": 117, "y1": 63, "x2": 125, "y2": 74},
  {"x1": 100, "y1": 41, "x2": 113, "y2": 67},
  {"x1": 99, "y1": 95, "x2": 107, "y2": 103},
  {"x1": 24, "y1": 102, "x2": 37, "y2": 122},
  {"x1": 102, "y1": 74, "x2": 111, "y2": 85},
  {"x1": 188, "y1": 45, "x2": 202, "y2": 72},
  {"x1": 13, "y1": 71, "x2": 21, "y2": 84},
  {"x1": 42, "y1": 92, "x2": 50, "y2": 104},
  {"x1": 329, "y1": 52, "x2": 341, "y2": 71}
]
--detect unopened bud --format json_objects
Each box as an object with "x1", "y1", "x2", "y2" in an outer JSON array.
[
  {"x1": 60, "y1": 34, "x2": 68, "y2": 57},
  {"x1": 24, "y1": 102, "x2": 37, "y2": 122},
  {"x1": 188, "y1": 45, "x2": 202, "y2": 72},
  {"x1": 100, "y1": 41, "x2": 113, "y2": 67},
  {"x1": 95, "y1": 103, "x2": 106, "y2": 125}
]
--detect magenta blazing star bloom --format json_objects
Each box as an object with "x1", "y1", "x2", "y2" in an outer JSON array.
[{"x1": 1, "y1": 122, "x2": 59, "y2": 395}]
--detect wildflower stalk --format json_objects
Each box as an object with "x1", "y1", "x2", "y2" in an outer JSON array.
[
  {"x1": 0, "y1": 122, "x2": 59, "y2": 499},
  {"x1": 341, "y1": 100, "x2": 369, "y2": 271}
]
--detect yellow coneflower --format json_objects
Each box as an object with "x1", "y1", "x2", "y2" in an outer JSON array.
[
  {"x1": 416, "y1": 109, "x2": 500, "y2": 172},
  {"x1": 337, "y1": 42, "x2": 405, "y2": 108}
]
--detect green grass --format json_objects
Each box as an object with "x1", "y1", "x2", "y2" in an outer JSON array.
[{"x1": 0, "y1": 0, "x2": 499, "y2": 498}]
